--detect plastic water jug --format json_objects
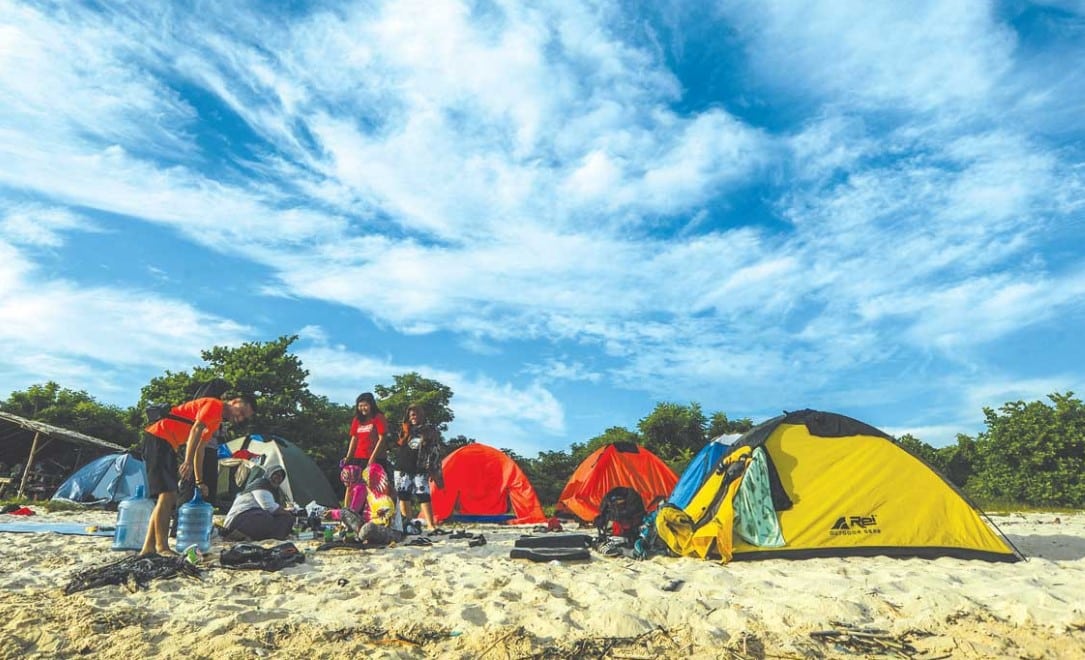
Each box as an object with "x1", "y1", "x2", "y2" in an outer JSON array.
[
  {"x1": 112, "y1": 486, "x2": 154, "y2": 551},
  {"x1": 176, "y1": 489, "x2": 214, "y2": 553}
]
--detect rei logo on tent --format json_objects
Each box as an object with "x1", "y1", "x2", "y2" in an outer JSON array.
[{"x1": 830, "y1": 515, "x2": 881, "y2": 536}]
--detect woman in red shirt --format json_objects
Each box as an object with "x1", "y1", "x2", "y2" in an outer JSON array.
[{"x1": 342, "y1": 392, "x2": 391, "y2": 507}]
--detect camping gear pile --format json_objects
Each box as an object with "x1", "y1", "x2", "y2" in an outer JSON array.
[{"x1": 64, "y1": 554, "x2": 202, "y2": 595}]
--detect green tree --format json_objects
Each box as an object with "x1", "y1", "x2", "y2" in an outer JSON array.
[
  {"x1": 520, "y1": 449, "x2": 580, "y2": 508},
  {"x1": 135, "y1": 336, "x2": 353, "y2": 488},
  {"x1": 201, "y1": 336, "x2": 319, "y2": 437},
  {"x1": 967, "y1": 392, "x2": 1085, "y2": 507},
  {"x1": 0, "y1": 382, "x2": 138, "y2": 485},
  {"x1": 707, "y1": 411, "x2": 754, "y2": 437},
  {"x1": 136, "y1": 336, "x2": 312, "y2": 437},
  {"x1": 581, "y1": 426, "x2": 640, "y2": 457},
  {"x1": 637, "y1": 402, "x2": 707, "y2": 470},
  {"x1": 933, "y1": 434, "x2": 978, "y2": 488},
  {"x1": 896, "y1": 432, "x2": 977, "y2": 487},
  {"x1": 2, "y1": 381, "x2": 137, "y2": 448},
  {"x1": 374, "y1": 372, "x2": 454, "y2": 433},
  {"x1": 446, "y1": 434, "x2": 474, "y2": 452},
  {"x1": 896, "y1": 433, "x2": 938, "y2": 464}
]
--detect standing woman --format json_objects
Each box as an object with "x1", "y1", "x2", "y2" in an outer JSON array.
[
  {"x1": 342, "y1": 392, "x2": 391, "y2": 507},
  {"x1": 394, "y1": 404, "x2": 443, "y2": 531}
]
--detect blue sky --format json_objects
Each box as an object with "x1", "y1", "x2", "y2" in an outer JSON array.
[{"x1": 2, "y1": 1, "x2": 1083, "y2": 455}]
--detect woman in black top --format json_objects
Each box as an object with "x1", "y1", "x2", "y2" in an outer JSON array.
[{"x1": 393, "y1": 405, "x2": 443, "y2": 531}]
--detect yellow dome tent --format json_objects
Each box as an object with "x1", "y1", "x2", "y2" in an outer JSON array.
[{"x1": 658, "y1": 409, "x2": 1022, "y2": 563}]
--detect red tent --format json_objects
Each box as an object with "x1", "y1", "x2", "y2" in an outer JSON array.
[
  {"x1": 556, "y1": 442, "x2": 678, "y2": 522},
  {"x1": 430, "y1": 443, "x2": 546, "y2": 524}
]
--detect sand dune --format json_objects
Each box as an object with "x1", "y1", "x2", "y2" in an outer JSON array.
[{"x1": 0, "y1": 510, "x2": 1083, "y2": 658}]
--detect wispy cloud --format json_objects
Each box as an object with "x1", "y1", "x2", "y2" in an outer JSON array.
[
  {"x1": 1, "y1": 0, "x2": 1083, "y2": 449},
  {"x1": 296, "y1": 338, "x2": 565, "y2": 454},
  {"x1": 0, "y1": 205, "x2": 252, "y2": 401},
  {"x1": 523, "y1": 358, "x2": 603, "y2": 385},
  {"x1": 719, "y1": 1, "x2": 1017, "y2": 112},
  {"x1": 0, "y1": 203, "x2": 99, "y2": 248}
]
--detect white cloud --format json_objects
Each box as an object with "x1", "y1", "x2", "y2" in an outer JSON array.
[
  {"x1": 884, "y1": 373, "x2": 1085, "y2": 447},
  {"x1": 0, "y1": 227, "x2": 253, "y2": 400},
  {"x1": 296, "y1": 341, "x2": 565, "y2": 454},
  {"x1": 778, "y1": 120, "x2": 1074, "y2": 359},
  {"x1": 0, "y1": 278, "x2": 251, "y2": 366},
  {"x1": 720, "y1": 1, "x2": 1017, "y2": 112},
  {"x1": 0, "y1": 2, "x2": 198, "y2": 158},
  {"x1": 523, "y1": 359, "x2": 603, "y2": 384},
  {"x1": 1, "y1": 0, "x2": 1084, "y2": 452},
  {"x1": 0, "y1": 203, "x2": 98, "y2": 247},
  {"x1": 0, "y1": 241, "x2": 34, "y2": 303},
  {"x1": 902, "y1": 271, "x2": 1085, "y2": 350}
]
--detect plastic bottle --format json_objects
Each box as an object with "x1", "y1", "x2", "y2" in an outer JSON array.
[
  {"x1": 112, "y1": 486, "x2": 155, "y2": 551},
  {"x1": 176, "y1": 489, "x2": 215, "y2": 553},
  {"x1": 183, "y1": 544, "x2": 203, "y2": 564}
]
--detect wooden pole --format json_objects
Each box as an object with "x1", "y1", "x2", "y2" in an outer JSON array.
[{"x1": 18, "y1": 431, "x2": 42, "y2": 498}]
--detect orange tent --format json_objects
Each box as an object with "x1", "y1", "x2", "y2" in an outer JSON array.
[
  {"x1": 556, "y1": 442, "x2": 678, "y2": 522},
  {"x1": 430, "y1": 443, "x2": 546, "y2": 524}
]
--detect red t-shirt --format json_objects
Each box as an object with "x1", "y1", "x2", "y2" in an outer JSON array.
[
  {"x1": 349, "y1": 414, "x2": 387, "y2": 459},
  {"x1": 145, "y1": 397, "x2": 224, "y2": 449}
]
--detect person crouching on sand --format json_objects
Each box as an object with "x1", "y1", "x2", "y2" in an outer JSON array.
[{"x1": 223, "y1": 465, "x2": 293, "y2": 541}]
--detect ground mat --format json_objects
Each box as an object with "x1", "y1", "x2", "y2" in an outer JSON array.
[
  {"x1": 514, "y1": 534, "x2": 593, "y2": 549},
  {"x1": 0, "y1": 522, "x2": 115, "y2": 537},
  {"x1": 509, "y1": 547, "x2": 592, "y2": 562}
]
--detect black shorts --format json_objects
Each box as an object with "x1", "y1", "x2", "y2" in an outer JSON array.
[{"x1": 143, "y1": 433, "x2": 179, "y2": 497}]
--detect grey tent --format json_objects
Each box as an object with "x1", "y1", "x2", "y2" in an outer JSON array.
[{"x1": 220, "y1": 434, "x2": 337, "y2": 507}]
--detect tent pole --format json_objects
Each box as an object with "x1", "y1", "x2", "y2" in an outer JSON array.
[{"x1": 17, "y1": 431, "x2": 42, "y2": 498}]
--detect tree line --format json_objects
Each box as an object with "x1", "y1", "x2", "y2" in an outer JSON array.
[{"x1": 2, "y1": 336, "x2": 1082, "y2": 508}]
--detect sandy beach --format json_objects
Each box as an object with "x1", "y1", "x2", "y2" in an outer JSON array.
[{"x1": 0, "y1": 510, "x2": 1082, "y2": 659}]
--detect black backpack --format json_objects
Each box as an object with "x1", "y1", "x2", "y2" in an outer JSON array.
[
  {"x1": 144, "y1": 402, "x2": 183, "y2": 424},
  {"x1": 189, "y1": 378, "x2": 231, "y2": 400},
  {"x1": 145, "y1": 378, "x2": 233, "y2": 424},
  {"x1": 220, "y1": 542, "x2": 305, "y2": 571},
  {"x1": 595, "y1": 487, "x2": 647, "y2": 540}
]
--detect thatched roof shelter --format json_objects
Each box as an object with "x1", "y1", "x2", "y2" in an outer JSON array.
[{"x1": 0, "y1": 410, "x2": 125, "y2": 498}]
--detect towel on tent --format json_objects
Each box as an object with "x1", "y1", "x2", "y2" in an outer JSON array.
[{"x1": 732, "y1": 447, "x2": 786, "y2": 547}]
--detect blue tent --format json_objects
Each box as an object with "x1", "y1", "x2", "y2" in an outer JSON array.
[
  {"x1": 668, "y1": 434, "x2": 741, "y2": 509},
  {"x1": 52, "y1": 453, "x2": 146, "y2": 504}
]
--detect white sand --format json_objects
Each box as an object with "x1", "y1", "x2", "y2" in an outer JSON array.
[{"x1": 0, "y1": 510, "x2": 1083, "y2": 658}]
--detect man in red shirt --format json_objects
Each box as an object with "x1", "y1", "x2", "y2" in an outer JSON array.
[{"x1": 140, "y1": 394, "x2": 256, "y2": 556}]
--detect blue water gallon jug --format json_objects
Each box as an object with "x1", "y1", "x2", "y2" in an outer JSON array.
[
  {"x1": 112, "y1": 486, "x2": 154, "y2": 551},
  {"x1": 176, "y1": 489, "x2": 214, "y2": 553}
]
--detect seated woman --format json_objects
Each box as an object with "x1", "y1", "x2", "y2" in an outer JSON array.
[{"x1": 223, "y1": 465, "x2": 294, "y2": 541}]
